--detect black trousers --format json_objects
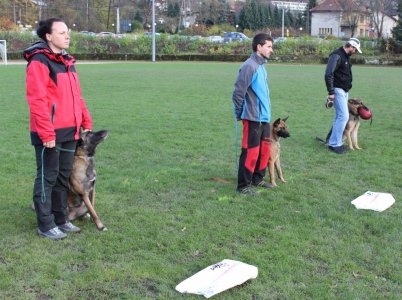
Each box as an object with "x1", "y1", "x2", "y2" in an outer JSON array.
[
  {"x1": 32, "y1": 140, "x2": 77, "y2": 232},
  {"x1": 237, "y1": 120, "x2": 271, "y2": 190}
]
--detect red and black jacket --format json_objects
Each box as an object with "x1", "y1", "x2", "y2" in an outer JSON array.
[{"x1": 24, "y1": 41, "x2": 92, "y2": 145}]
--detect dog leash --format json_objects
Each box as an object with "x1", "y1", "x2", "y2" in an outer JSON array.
[
  {"x1": 40, "y1": 146, "x2": 76, "y2": 204},
  {"x1": 234, "y1": 117, "x2": 240, "y2": 176},
  {"x1": 56, "y1": 146, "x2": 76, "y2": 153},
  {"x1": 40, "y1": 102, "x2": 77, "y2": 203}
]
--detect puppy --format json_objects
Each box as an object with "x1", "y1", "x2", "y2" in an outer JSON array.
[
  {"x1": 269, "y1": 117, "x2": 290, "y2": 187},
  {"x1": 325, "y1": 98, "x2": 368, "y2": 150},
  {"x1": 67, "y1": 130, "x2": 108, "y2": 231}
]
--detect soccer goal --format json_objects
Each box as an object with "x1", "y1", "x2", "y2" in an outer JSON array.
[{"x1": 0, "y1": 40, "x2": 8, "y2": 65}]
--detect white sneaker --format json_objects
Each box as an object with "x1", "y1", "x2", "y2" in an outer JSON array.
[
  {"x1": 58, "y1": 222, "x2": 81, "y2": 233},
  {"x1": 38, "y1": 227, "x2": 67, "y2": 240}
]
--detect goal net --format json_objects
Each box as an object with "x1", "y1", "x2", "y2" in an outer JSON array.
[{"x1": 0, "y1": 40, "x2": 8, "y2": 65}]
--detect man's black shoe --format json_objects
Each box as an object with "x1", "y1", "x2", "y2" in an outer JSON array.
[{"x1": 328, "y1": 145, "x2": 346, "y2": 154}]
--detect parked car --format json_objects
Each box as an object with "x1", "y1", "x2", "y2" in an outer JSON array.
[
  {"x1": 79, "y1": 31, "x2": 96, "y2": 36},
  {"x1": 223, "y1": 32, "x2": 249, "y2": 43},
  {"x1": 97, "y1": 32, "x2": 115, "y2": 38},
  {"x1": 143, "y1": 32, "x2": 161, "y2": 37},
  {"x1": 273, "y1": 37, "x2": 287, "y2": 44},
  {"x1": 206, "y1": 35, "x2": 223, "y2": 43},
  {"x1": 191, "y1": 35, "x2": 202, "y2": 40}
]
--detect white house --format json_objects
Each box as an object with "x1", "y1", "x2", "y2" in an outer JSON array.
[
  {"x1": 375, "y1": 10, "x2": 398, "y2": 38},
  {"x1": 310, "y1": 0, "x2": 344, "y2": 37},
  {"x1": 310, "y1": 0, "x2": 398, "y2": 39}
]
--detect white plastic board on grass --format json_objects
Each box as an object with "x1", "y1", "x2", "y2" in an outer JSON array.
[
  {"x1": 351, "y1": 191, "x2": 395, "y2": 212},
  {"x1": 175, "y1": 259, "x2": 258, "y2": 298}
]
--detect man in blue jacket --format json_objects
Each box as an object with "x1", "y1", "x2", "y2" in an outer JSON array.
[
  {"x1": 232, "y1": 33, "x2": 274, "y2": 195},
  {"x1": 324, "y1": 38, "x2": 362, "y2": 154}
]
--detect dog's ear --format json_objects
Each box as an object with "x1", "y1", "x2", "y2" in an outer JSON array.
[
  {"x1": 273, "y1": 118, "x2": 281, "y2": 126},
  {"x1": 282, "y1": 116, "x2": 289, "y2": 122}
]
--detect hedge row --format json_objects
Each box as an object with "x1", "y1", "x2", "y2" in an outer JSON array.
[{"x1": 2, "y1": 31, "x2": 401, "y2": 65}]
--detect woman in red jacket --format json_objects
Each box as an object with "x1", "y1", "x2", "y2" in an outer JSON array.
[{"x1": 24, "y1": 18, "x2": 92, "y2": 240}]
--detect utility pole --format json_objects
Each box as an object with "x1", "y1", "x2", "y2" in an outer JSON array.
[
  {"x1": 13, "y1": 0, "x2": 17, "y2": 24},
  {"x1": 86, "y1": 0, "x2": 89, "y2": 30},
  {"x1": 116, "y1": 6, "x2": 120, "y2": 33},
  {"x1": 152, "y1": 0, "x2": 155, "y2": 62},
  {"x1": 178, "y1": 0, "x2": 191, "y2": 32},
  {"x1": 178, "y1": 0, "x2": 183, "y2": 32},
  {"x1": 306, "y1": 7, "x2": 309, "y2": 34},
  {"x1": 107, "y1": 0, "x2": 112, "y2": 30}
]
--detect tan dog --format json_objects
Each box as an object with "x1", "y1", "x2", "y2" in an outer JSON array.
[
  {"x1": 344, "y1": 98, "x2": 366, "y2": 150},
  {"x1": 269, "y1": 117, "x2": 290, "y2": 187},
  {"x1": 325, "y1": 98, "x2": 368, "y2": 150},
  {"x1": 67, "y1": 130, "x2": 108, "y2": 231}
]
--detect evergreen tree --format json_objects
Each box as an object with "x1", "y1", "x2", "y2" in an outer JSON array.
[
  {"x1": 267, "y1": 5, "x2": 273, "y2": 28},
  {"x1": 167, "y1": 2, "x2": 180, "y2": 18},
  {"x1": 239, "y1": 0, "x2": 272, "y2": 30},
  {"x1": 273, "y1": 5, "x2": 281, "y2": 27},
  {"x1": 173, "y1": 3, "x2": 180, "y2": 18},
  {"x1": 134, "y1": 10, "x2": 143, "y2": 23},
  {"x1": 167, "y1": 3, "x2": 175, "y2": 18},
  {"x1": 260, "y1": 5, "x2": 269, "y2": 28},
  {"x1": 285, "y1": 10, "x2": 294, "y2": 27},
  {"x1": 238, "y1": 8, "x2": 248, "y2": 30},
  {"x1": 254, "y1": 1, "x2": 263, "y2": 29},
  {"x1": 296, "y1": 12, "x2": 304, "y2": 29},
  {"x1": 392, "y1": 0, "x2": 402, "y2": 40}
]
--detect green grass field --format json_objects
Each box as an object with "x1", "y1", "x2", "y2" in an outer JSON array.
[{"x1": 0, "y1": 61, "x2": 401, "y2": 299}]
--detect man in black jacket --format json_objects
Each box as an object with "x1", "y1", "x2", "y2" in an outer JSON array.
[{"x1": 324, "y1": 38, "x2": 362, "y2": 154}]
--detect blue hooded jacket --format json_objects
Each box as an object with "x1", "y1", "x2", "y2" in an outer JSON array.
[{"x1": 232, "y1": 52, "x2": 271, "y2": 123}]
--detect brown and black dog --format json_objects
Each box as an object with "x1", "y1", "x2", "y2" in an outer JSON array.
[
  {"x1": 269, "y1": 117, "x2": 290, "y2": 187},
  {"x1": 325, "y1": 98, "x2": 369, "y2": 150},
  {"x1": 67, "y1": 130, "x2": 108, "y2": 231}
]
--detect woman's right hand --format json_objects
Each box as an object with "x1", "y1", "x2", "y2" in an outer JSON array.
[{"x1": 43, "y1": 140, "x2": 56, "y2": 148}]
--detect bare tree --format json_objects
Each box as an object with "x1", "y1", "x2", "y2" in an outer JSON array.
[
  {"x1": 135, "y1": 0, "x2": 152, "y2": 28},
  {"x1": 367, "y1": 0, "x2": 398, "y2": 38},
  {"x1": 338, "y1": 0, "x2": 366, "y2": 37},
  {"x1": 195, "y1": 0, "x2": 227, "y2": 25}
]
